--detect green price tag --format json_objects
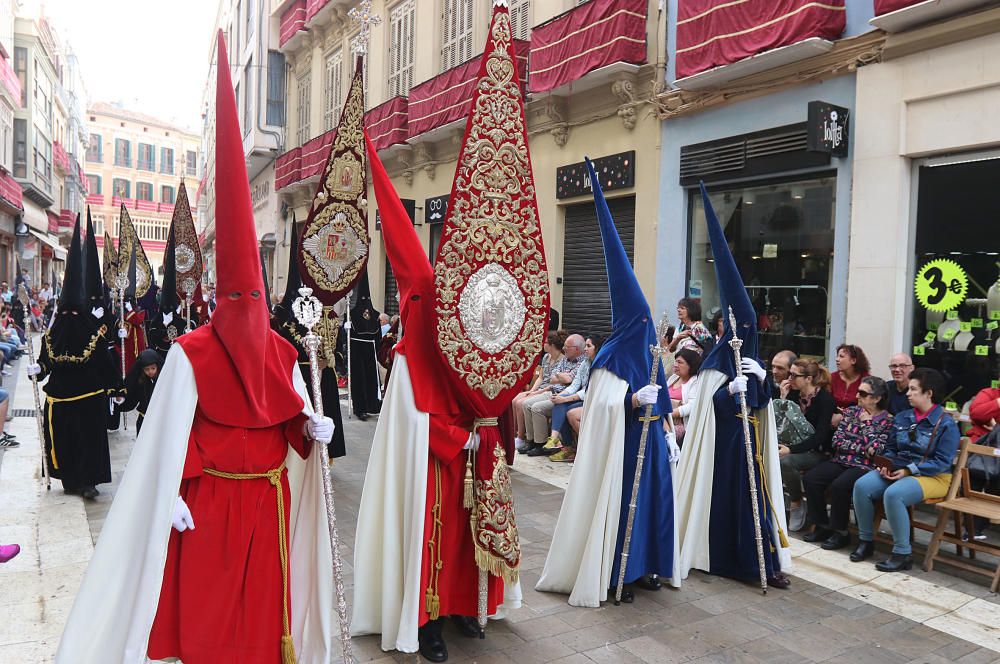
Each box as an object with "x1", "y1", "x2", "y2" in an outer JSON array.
[
  {"x1": 993, "y1": 380, "x2": 1000, "y2": 389},
  {"x1": 924, "y1": 332, "x2": 936, "y2": 343},
  {"x1": 991, "y1": 311, "x2": 1000, "y2": 320},
  {"x1": 972, "y1": 318, "x2": 984, "y2": 328},
  {"x1": 988, "y1": 321, "x2": 999, "y2": 331},
  {"x1": 960, "y1": 322, "x2": 972, "y2": 332},
  {"x1": 929, "y1": 321, "x2": 940, "y2": 331},
  {"x1": 915, "y1": 260, "x2": 968, "y2": 312},
  {"x1": 945, "y1": 401, "x2": 958, "y2": 411},
  {"x1": 913, "y1": 345, "x2": 926, "y2": 356},
  {"x1": 947, "y1": 310, "x2": 959, "y2": 320},
  {"x1": 975, "y1": 345, "x2": 989, "y2": 356},
  {"x1": 942, "y1": 329, "x2": 957, "y2": 341}
]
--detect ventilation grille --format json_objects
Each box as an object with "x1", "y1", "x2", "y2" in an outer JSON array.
[
  {"x1": 679, "y1": 123, "x2": 827, "y2": 185},
  {"x1": 12, "y1": 409, "x2": 37, "y2": 418}
]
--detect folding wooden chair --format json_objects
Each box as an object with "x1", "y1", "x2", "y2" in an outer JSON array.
[{"x1": 923, "y1": 438, "x2": 1000, "y2": 592}]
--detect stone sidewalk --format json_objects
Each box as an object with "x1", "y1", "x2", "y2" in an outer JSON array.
[{"x1": 1, "y1": 358, "x2": 999, "y2": 662}]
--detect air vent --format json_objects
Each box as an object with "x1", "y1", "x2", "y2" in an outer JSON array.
[{"x1": 11, "y1": 409, "x2": 37, "y2": 418}]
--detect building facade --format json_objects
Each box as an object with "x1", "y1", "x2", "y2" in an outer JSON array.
[
  {"x1": 84, "y1": 102, "x2": 201, "y2": 278},
  {"x1": 0, "y1": 0, "x2": 23, "y2": 285}
]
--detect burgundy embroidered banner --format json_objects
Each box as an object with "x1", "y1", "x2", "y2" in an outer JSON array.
[
  {"x1": 874, "y1": 0, "x2": 922, "y2": 15},
  {"x1": 407, "y1": 39, "x2": 528, "y2": 140},
  {"x1": 676, "y1": 0, "x2": 846, "y2": 79},
  {"x1": 529, "y1": 0, "x2": 647, "y2": 94},
  {"x1": 365, "y1": 96, "x2": 408, "y2": 152}
]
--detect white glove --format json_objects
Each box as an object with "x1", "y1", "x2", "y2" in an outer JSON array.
[
  {"x1": 463, "y1": 432, "x2": 481, "y2": 451},
  {"x1": 26, "y1": 363, "x2": 41, "y2": 377},
  {"x1": 305, "y1": 413, "x2": 335, "y2": 445},
  {"x1": 171, "y1": 496, "x2": 195, "y2": 532},
  {"x1": 117, "y1": 327, "x2": 128, "y2": 339},
  {"x1": 343, "y1": 320, "x2": 353, "y2": 331},
  {"x1": 91, "y1": 306, "x2": 104, "y2": 319},
  {"x1": 113, "y1": 396, "x2": 125, "y2": 405},
  {"x1": 728, "y1": 376, "x2": 748, "y2": 395},
  {"x1": 125, "y1": 302, "x2": 133, "y2": 312},
  {"x1": 163, "y1": 312, "x2": 174, "y2": 326},
  {"x1": 666, "y1": 430, "x2": 680, "y2": 464},
  {"x1": 741, "y1": 357, "x2": 766, "y2": 382},
  {"x1": 635, "y1": 384, "x2": 661, "y2": 407}
]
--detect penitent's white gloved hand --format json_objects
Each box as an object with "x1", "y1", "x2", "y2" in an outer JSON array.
[
  {"x1": 172, "y1": 496, "x2": 195, "y2": 532},
  {"x1": 728, "y1": 376, "x2": 748, "y2": 395},
  {"x1": 91, "y1": 306, "x2": 104, "y2": 319},
  {"x1": 163, "y1": 312, "x2": 174, "y2": 326},
  {"x1": 463, "y1": 432, "x2": 481, "y2": 451},
  {"x1": 740, "y1": 357, "x2": 767, "y2": 382},
  {"x1": 305, "y1": 413, "x2": 335, "y2": 445},
  {"x1": 117, "y1": 328, "x2": 128, "y2": 339},
  {"x1": 666, "y1": 430, "x2": 680, "y2": 464},
  {"x1": 125, "y1": 301, "x2": 133, "y2": 312},
  {"x1": 26, "y1": 363, "x2": 41, "y2": 377},
  {"x1": 343, "y1": 320, "x2": 353, "y2": 331},
  {"x1": 635, "y1": 384, "x2": 661, "y2": 407}
]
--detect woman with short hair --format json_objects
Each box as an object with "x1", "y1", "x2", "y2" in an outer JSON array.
[{"x1": 668, "y1": 298, "x2": 713, "y2": 355}]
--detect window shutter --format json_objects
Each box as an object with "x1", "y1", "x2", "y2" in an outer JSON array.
[
  {"x1": 324, "y1": 48, "x2": 343, "y2": 130},
  {"x1": 296, "y1": 70, "x2": 311, "y2": 146},
  {"x1": 389, "y1": 0, "x2": 415, "y2": 97},
  {"x1": 510, "y1": 0, "x2": 530, "y2": 41}
]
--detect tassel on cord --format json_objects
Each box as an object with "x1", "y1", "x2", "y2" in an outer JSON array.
[
  {"x1": 281, "y1": 635, "x2": 297, "y2": 664},
  {"x1": 425, "y1": 587, "x2": 441, "y2": 620},
  {"x1": 463, "y1": 453, "x2": 475, "y2": 509}
]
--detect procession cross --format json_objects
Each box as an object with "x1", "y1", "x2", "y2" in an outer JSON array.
[{"x1": 348, "y1": 0, "x2": 382, "y2": 55}]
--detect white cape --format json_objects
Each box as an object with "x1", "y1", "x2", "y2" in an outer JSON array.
[
  {"x1": 55, "y1": 345, "x2": 333, "y2": 664},
  {"x1": 673, "y1": 369, "x2": 792, "y2": 579},
  {"x1": 350, "y1": 356, "x2": 521, "y2": 653}
]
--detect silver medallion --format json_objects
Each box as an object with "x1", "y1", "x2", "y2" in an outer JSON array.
[
  {"x1": 301, "y1": 212, "x2": 369, "y2": 284},
  {"x1": 175, "y1": 245, "x2": 197, "y2": 273},
  {"x1": 459, "y1": 263, "x2": 526, "y2": 354}
]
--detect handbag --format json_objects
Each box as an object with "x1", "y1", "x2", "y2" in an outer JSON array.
[
  {"x1": 968, "y1": 427, "x2": 1000, "y2": 481},
  {"x1": 772, "y1": 399, "x2": 815, "y2": 450}
]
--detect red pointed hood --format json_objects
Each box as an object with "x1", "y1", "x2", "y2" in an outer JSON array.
[{"x1": 177, "y1": 32, "x2": 302, "y2": 427}]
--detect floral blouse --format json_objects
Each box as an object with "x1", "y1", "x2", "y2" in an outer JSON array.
[
  {"x1": 675, "y1": 321, "x2": 713, "y2": 354},
  {"x1": 830, "y1": 405, "x2": 892, "y2": 468}
]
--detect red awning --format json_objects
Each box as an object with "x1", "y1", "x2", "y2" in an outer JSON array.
[
  {"x1": 0, "y1": 170, "x2": 23, "y2": 211},
  {"x1": 135, "y1": 200, "x2": 157, "y2": 212},
  {"x1": 529, "y1": 0, "x2": 647, "y2": 94},
  {"x1": 85, "y1": 193, "x2": 104, "y2": 206},
  {"x1": 0, "y1": 54, "x2": 20, "y2": 107},
  {"x1": 58, "y1": 209, "x2": 74, "y2": 230},
  {"x1": 279, "y1": 0, "x2": 307, "y2": 49},
  {"x1": 306, "y1": 0, "x2": 330, "y2": 22},
  {"x1": 159, "y1": 203, "x2": 175, "y2": 214},
  {"x1": 676, "y1": 0, "x2": 846, "y2": 79},
  {"x1": 874, "y1": 0, "x2": 922, "y2": 14},
  {"x1": 53, "y1": 141, "x2": 71, "y2": 173},
  {"x1": 408, "y1": 40, "x2": 529, "y2": 139},
  {"x1": 365, "y1": 96, "x2": 408, "y2": 152},
  {"x1": 46, "y1": 210, "x2": 59, "y2": 234},
  {"x1": 275, "y1": 146, "x2": 302, "y2": 191},
  {"x1": 112, "y1": 196, "x2": 136, "y2": 208},
  {"x1": 300, "y1": 128, "x2": 336, "y2": 181}
]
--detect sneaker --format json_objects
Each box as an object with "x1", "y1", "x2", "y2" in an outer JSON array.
[
  {"x1": 542, "y1": 436, "x2": 561, "y2": 450},
  {"x1": 964, "y1": 530, "x2": 988, "y2": 542},
  {"x1": 549, "y1": 448, "x2": 575, "y2": 463},
  {"x1": 0, "y1": 369, "x2": 9, "y2": 376},
  {"x1": 0, "y1": 544, "x2": 20, "y2": 563},
  {"x1": 0, "y1": 433, "x2": 18, "y2": 448},
  {"x1": 514, "y1": 437, "x2": 529, "y2": 453},
  {"x1": 788, "y1": 505, "x2": 807, "y2": 532}
]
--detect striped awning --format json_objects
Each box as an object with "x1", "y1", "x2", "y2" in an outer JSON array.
[
  {"x1": 275, "y1": 147, "x2": 302, "y2": 191},
  {"x1": 675, "y1": 0, "x2": 846, "y2": 79},
  {"x1": 0, "y1": 170, "x2": 23, "y2": 211},
  {"x1": 279, "y1": 0, "x2": 306, "y2": 49},
  {"x1": 874, "y1": 0, "x2": 922, "y2": 14},
  {"x1": 366, "y1": 96, "x2": 408, "y2": 152}
]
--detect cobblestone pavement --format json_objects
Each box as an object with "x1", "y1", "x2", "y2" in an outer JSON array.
[{"x1": 3, "y1": 358, "x2": 999, "y2": 662}]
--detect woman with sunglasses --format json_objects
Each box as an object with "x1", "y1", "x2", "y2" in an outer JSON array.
[
  {"x1": 851, "y1": 368, "x2": 960, "y2": 571},
  {"x1": 778, "y1": 359, "x2": 836, "y2": 531},
  {"x1": 801, "y1": 377, "x2": 893, "y2": 550}
]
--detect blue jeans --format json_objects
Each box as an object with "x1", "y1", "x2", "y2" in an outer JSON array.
[
  {"x1": 0, "y1": 341, "x2": 15, "y2": 361},
  {"x1": 550, "y1": 401, "x2": 582, "y2": 437},
  {"x1": 852, "y1": 470, "x2": 925, "y2": 555}
]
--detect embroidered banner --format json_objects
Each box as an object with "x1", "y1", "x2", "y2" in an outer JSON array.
[
  {"x1": 102, "y1": 232, "x2": 117, "y2": 291},
  {"x1": 676, "y1": 0, "x2": 846, "y2": 79},
  {"x1": 116, "y1": 204, "x2": 154, "y2": 298},
  {"x1": 529, "y1": 0, "x2": 647, "y2": 94},
  {"x1": 169, "y1": 180, "x2": 203, "y2": 299}
]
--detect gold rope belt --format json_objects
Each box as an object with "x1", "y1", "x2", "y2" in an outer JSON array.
[
  {"x1": 638, "y1": 415, "x2": 661, "y2": 423},
  {"x1": 202, "y1": 463, "x2": 297, "y2": 664},
  {"x1": 425, "y1": 459, "x2": 444, "y2": 621},
  {"x1": 738, "y1": 413, "x2": 789, "y2": 549},
  {"x1": 45, "y1": 389, "x2": 106, "y2": 470}
]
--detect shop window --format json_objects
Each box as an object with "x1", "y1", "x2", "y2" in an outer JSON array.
[
  {"x1": 689, "y1": 175, "x2": 836, "y2": 364},
  {"x1": 910, "y1": 157, "x2": 1000, "y2": 409}
]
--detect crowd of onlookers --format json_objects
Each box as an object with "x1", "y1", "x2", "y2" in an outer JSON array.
[{"x1": 510, "y1": 298, "x2": 1000, "y2": 573}]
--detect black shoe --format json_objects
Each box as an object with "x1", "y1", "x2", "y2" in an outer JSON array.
[
  {"x1": 355, "y1": 413, "x2": 368, "y2": 422},
  {"x1": 821, "y1": 532, "x2": 852, "y2": 551},
  {"x1": 81, "y1": 486, "x2": 100, "y2": 501},
  {"x1": 525, "y1": 444, "x2": 549, "y2": 457},
  {"x1": 633, "y1": 574, "x2": 662, "y2": 591},
  {"x1": 767, "y1": 572, "x2": 791, "y2": 589},
  {"x1": 450, "y1": 615, "x2": 479, "y2": 638},
  {"x1": 875, "y1": 553, "x2": 912, "y2": 572},
  {"x1": 803, "y1": 527, "x2": 833, "y2": 543},
  {"x1": 850, "y1": 540, "x2": 874, "y2": 562},
  {"x1": 611, "y1": 587, "x2": 634, "y2": 604},
  {"x1": 418, "y1": 619, "x2": 448, "y2": 662}
]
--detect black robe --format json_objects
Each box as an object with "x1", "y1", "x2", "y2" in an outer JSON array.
[
  {"x1": 119, "y1": 348, "x2": 163, "y2": 434},
  {"x1": 272, "y1": 316, "x2": 347, "y2": 459},
  {"x1": 37, "y1": 313, "x2": 118, "y2": 491},
  {"x1": 348, "y1": 306, "x2": 382, "y2": 419},
  {"x1": 146, "y1": 316, "x2": 189, "y2": 357}
]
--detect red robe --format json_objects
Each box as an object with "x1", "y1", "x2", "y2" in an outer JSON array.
[
  {"x1": 147, "y1": 407, "x2": 308, "y2": 663},
  {"x1": 120, "y1": 309, "x2": 147, "y2": 375},
  {"x1": 418, "y1": 415, "x2": 504, "y2": 625}
]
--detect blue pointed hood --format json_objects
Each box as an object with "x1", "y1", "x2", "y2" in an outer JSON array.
[
  {"x1": 698, "y1": 182, "x2": 763, "y2": 386},
  {"x1": 587, "y1": 158, "x2": 669, "y2": 401}
]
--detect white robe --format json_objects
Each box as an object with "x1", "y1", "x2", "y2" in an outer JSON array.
[
  {"x1": 535, "y1": 369, "x2": 680, "y2": 608},
  {"x1": 673, "y1": 369, "x2": 792, "y2": 579},
  {"x1": 350, "y1": 355, "x2": 521, "y2": 653},
  {"x1": 55, "y1": 345, "x2": 334, "y2": 664}
]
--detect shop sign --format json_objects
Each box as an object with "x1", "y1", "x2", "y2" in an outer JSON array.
[
  {"x1": 375, "y1": 198, "x2": 416, "y2": 230},
  {"x1": 557, "y1": 151, "x2": 635, "y2": 199},
  {"x1": 688, "y1": 279, "x2": 702, "y2": 298},
  {"x1": 914, "y1": 258, "x2": 968, "y2": 312},
  {"x1": 424, "y1": 195, "x2": 448, "y2": 224},
  {"x1": 807, "y1": 101, "x2": 849, "y2": 158}
]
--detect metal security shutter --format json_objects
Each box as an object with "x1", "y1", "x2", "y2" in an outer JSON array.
[{"x1": 562, "y1": 196, "x2": 634, "y2": 337}]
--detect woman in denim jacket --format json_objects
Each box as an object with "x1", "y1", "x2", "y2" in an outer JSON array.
[{"x1": 851, "y1": 368, "x2": 960, "y2": 571}]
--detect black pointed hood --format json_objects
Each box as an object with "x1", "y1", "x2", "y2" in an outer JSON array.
[
  {"x1": 84, "y1": 209, "x2": 105, "y2": 308},
  {"x1": 276, "y1": 221, "x2": 302, "y2": 320},
  {"x1": 57, "y1": 214, "x2": 87, "y2": 313},
  {"x1": 160, "y1": 225, "x2": 179, "y2": 314}
]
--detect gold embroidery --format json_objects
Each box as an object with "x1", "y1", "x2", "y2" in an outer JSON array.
[
  {"x1": 116, "y1": 205, "x2": 153, "y2": 298},
  {"x1": 171, "y1": 180, "x2": 204, "y2": 298},
  {"x1": 433, "y1": 11, "x2": 549, "y2": 400},
  {"x1": 43, "y1": 325, "x2": 108, "y2": 364},
  {"x1": 471, "y1": 443, "x2": 520, "y2": 584}
]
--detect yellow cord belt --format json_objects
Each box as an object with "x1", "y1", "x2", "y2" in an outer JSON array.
[
  {"x1": 202, "y1": 463, "x2": 297, "y2": 664},
  {"x1": 45, "y1": 389, "x2": 106, "y2": 470},
  {"x1": 738, "y1": 413, "x2": 789, "y2": 549}
]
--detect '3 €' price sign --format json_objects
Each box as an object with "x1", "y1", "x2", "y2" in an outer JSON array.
[{"x1": 915, "y1": 259, "x2": 968, "y2": 313}]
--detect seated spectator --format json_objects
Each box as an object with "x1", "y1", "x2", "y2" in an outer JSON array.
[
  {"x1": 667, "y1": 347, "x2": 701, "y2": 445},
  {"x1": 966, "y1": 384, "x2": 1000, "y2": 540},
  {"x1": 0, "y1": 387, "x2": 16, "y2": 447},
  {"x1": 778, "y1": 359, "x2": 836, "y2": 531},
  {"x1": 831, "y1": 344, "x2": 871, "y2": 413},
  {"x1": 513, "y1": 330, "x2": 566, "y2": 452},
  {"x1": 667, "y1": 298, "x2": 713, "y2": 355},
  {"x1": 769, "y1": 350, "x2": 796, "y2": 394},
  {"x1": 710, "y1": 310, "x2": 724, "y2": 344},
  {"x1": 886, "y1": 353, "x2": 914, "y2": 415},
  {"x1": 851, "y1": 368, "x2": 960, "y2": 572},
  {"x1": 802, "y1": 376, "x2": 892, "y2": 550},
  {"x1": 547, "y1": 335, "x2": 603, "y2": 463},
  {"x1": 522, "y1": 333, "x2": 586, "y2": 455}
]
